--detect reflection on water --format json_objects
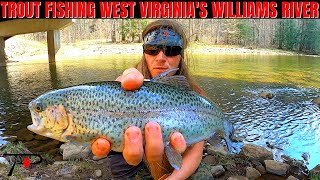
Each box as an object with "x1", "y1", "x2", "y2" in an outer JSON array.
[
  {"x1": 191, "y1": 54, "x2": 320, "y2": 88},
  {"x1": 0, "y1": 54, "x2": 319, "y2": 169}
]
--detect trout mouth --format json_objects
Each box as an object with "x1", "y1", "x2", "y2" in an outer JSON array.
[
  {"x1": 27, "y1": 113, "x2": 47, "y2": 135},
  {"x1": 27, "y1": 104, "x2": 70, "y2": 142},
  {"x1": 27, "y1": 124, "x2": 46, "y2": 135},
  {"x1": 27, "y1": 115, "x2": 68, "y2": 142},
  {"x1": 27, "y1": 121, "x2": 55, "y2": 139}
]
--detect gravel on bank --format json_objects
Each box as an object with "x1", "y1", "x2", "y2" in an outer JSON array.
[{"x1": 5, "y1": 37, "x2": 318, "y2": 63}]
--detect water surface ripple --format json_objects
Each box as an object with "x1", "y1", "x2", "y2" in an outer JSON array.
[
  {"x1": 0, "y1": 54, "x2": 319, "y2": 169},
  {"x1": 225, "y1": 87, "x2": 320, "y2": 169}
]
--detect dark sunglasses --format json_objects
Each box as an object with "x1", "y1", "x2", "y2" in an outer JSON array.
[{"x1": 143, "y1": 45, "x2": 182, "y2": 56}]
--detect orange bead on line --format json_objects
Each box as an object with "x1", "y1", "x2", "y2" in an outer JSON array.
[{"x1": 91, "y1": 137, "x2": 111, "y2": 158}]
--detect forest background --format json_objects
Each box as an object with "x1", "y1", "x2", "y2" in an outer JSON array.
[{"x1": 22, "y1": 19, "x2": 320, "y2": 55}]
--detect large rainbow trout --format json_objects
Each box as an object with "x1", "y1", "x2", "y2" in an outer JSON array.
[{"x1": 27, "y1": 69, "x2": 233, "y2": 169}]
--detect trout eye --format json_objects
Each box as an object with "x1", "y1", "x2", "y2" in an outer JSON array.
[{"x1": 35, "y1": 102, "x2": 43, "y2": 112}]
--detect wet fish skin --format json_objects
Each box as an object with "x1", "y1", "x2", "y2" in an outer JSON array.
[{"x1": 27, "y1": 80, "x2": 232, "y2": 160}]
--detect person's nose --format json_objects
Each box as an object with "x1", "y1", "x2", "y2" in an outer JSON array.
[{"x1": 155, "y1": 50, "x2": 167, "y2": 62}]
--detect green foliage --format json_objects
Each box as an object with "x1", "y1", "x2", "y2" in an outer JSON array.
[
  {"x1": 275, "y1": 19, "x2": 320, "y2": 54},
  {"x1": 299, "y1": 20, "x2": 320, "y2": 53},
  {"x1": 275, "y1": 20, "x2": 299, "y2": 50},
  {"x1": 1, "y1": 141, "x2": 28, "y2": 154},
  {"x1": 311, "y1": 173, "x2": 320, "y2": 180},
  {"x1": 235, "y1": 20, "x2": 252, "y2": 46},
  {"x1": 120, "y1": 20, "x2": 148, "y2": 42},
  {"x1": 283, "y1": 20, "x2": 299, "y2": 50}
]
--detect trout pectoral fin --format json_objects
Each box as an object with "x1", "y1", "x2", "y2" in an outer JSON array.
[{"x1": 164, "y1": 144, "x2": 182, "y2": 170}]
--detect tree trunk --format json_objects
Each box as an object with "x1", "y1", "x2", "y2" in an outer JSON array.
[
  {"x1": 188, "y1": 19, "x2": 192, "y2": 41},
  {"x1": 111, "y1": 20, "x2": 116, "y2": 43},
  {"x1": 121, "y1": 20, "x2": 126, "y2": 42},
  {"x1": 138, "y1": 20, "x2": 142, "y2": 42},
  {"x1": 278, "y1": 21, "x2": 283, "y2": 49},
  {"x1": 298, "y1": 20, "x2": 306, "y2": 52},
  {"x1": 0, "y1": 36, "x2": 6, "y2": 66}
]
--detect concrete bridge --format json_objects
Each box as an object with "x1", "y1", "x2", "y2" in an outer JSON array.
[{"x1": 0, "y1": 19, "x2": 74, "y2": 66}]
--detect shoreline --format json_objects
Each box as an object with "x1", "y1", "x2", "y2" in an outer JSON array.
[
  {"x1": 0, "y1": 141, "x2": 318, "y2": 179},
  {"x1": 5, "y1": 37, "x2": 320, "y2": 63}
]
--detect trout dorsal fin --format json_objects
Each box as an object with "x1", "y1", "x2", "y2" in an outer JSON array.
[{"x1": 150, "y1": 68, "x2": 192, "y2": 91}]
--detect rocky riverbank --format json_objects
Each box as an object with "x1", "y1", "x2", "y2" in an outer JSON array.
[
  {"x1": 2, "y1": 37, "x2": 320, "y2": 179},
  {"x1": 1, "y1": 132, "x2": 319, "y2": 180},
  {"x1": 4, "y1": 36, "x2": 319, "y2": 63}
]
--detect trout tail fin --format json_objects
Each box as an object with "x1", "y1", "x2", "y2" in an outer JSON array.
[{"x1": 224, "y1": 120, "x2": 234, "y2": 152}]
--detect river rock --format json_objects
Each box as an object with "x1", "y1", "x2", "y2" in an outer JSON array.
[
  {"x1": 240, "y1": 144, "x2": 273, "y2": 161},
  {"x1": 0, "y1": 157, "x2": 9, "y2": 165},
  {"x1": 246, "y1": 167, "x2": 261, "y2": 179},
  {"x1": 16, "y1": 128, "x2": 34, "y2": 141},
  {"x1": 251, "y1": 159, "x2": 262, "y2": 167},
  {"x1": 310, "y1": 164, "x2": 320, "y2": 176},
  {"x1": 53, "y1": 161, "x2": 69, "y2": 166},
  {"x1": 206, "y1": 145, "x2": 228, "y2": 155},
  {"x1": 259, "y1": 92, "x2": 274, "y2": 99},
  {"x1": 47, "y1": 148, "x2": 60, "y2": 155},
  {"x1": 7, "y1": 136, "x2": 17, "y2": 142},
  {"x1": 95, "y1": 156, "x2": 111, "y2": 165},
  {"x1": 255, "y1": 165, "x2": 266, "y2": 175},
  {"x1": 24, "y1": 140, "x2": 44, "y2": 148},
  {"x1": 211, "y1": 165, "x2": 225, "y2": 177},
  {"x1": 34, "y1": 135, "x2": 49, "y2": 141},
  {"x1": 202, "y1": 155, "x2": 216, "y2": 165},
  {"x1": 60, "y1": 142, "x2": 91, "y2": 160},
  {"x1": 33, "y1": 140, "x2": 60, "y2": 152},
  {"x1": 312, "y1": 97, "x2": 320, "y2": 106},
  {"x1": 56, "y1": 166, "x2": 74, "y2": 178},
  {"x1": 264, "y1": 160, "x2": 290, "y2": 176},
  {"x1": 25, "y1": 177, "x2": 37, "y2": 180},
  {"x1": 18, "y1": 133, "x2": 34, "y2": 141},
  {"x1": 289, "y1": 159, "x2": 308, "y2": 177},
  {"x1": 227, "y1": 176, "x2": 249, "y2": 180},
  {"x1": 287, "y1": 175, "x2": 298, "y2": 180},
  {"x1": 281, "y1": 154, "x2": 291, "y2": 162},
  {"x1": 54, "y1": 155, "x2": 63, "y2": 161},
  {"x1": 95, "y1": 169, "x2": 102, "y2": 177}
]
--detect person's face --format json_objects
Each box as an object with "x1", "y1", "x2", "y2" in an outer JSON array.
[{"x1": 144, "y1": 48, "x2": 181, "y2": 78}]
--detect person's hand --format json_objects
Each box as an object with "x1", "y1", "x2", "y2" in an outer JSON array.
[
  {"x1": 115, "y1": 68, "x2": 144, "y2": 91},
  {"x1": 91, "y1": 123, "x2": 187, "y2": 162},
  {"x1": 91, "y1": 68, "x2": 187, "y2": 177}
]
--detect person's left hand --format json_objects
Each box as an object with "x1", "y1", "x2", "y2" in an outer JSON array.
[{"x1": 90, "y1": 123, "x2": 187, "y2": 161}]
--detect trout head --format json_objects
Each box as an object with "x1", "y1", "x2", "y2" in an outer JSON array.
[{"x1": 27, "y1": 91, "x2": 72, "y2": 142}]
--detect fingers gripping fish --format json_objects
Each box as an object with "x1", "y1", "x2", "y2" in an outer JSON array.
[{"x1": 27, "y1": 69, "x2": 233, "y2": 170}]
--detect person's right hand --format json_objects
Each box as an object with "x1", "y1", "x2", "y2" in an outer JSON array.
[{"x1": 92, "y1": 68, "x2": 187, "y2": 169}]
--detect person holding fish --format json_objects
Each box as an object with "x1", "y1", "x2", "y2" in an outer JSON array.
[
  {"x1": 91, "y1": 20, "x2": 213, "y2": 180},
  {"x1": 28, "y1": 19, "x2": 231, "y2": 180}
]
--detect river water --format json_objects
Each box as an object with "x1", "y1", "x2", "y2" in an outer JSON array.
[{"x1": 0, "y1": 54, "x2": 319, "y2": 169}]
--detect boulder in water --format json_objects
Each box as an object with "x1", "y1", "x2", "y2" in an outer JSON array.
[
  {"x1": 312, "y1": 97, "x2": 320, "y2": 106},
  {"x1": 240, "y1": 144, "x2": 273, "y2": 161},
  {"x1": 264, "y1": 160, "x2": 290, "y2": 176},
  {"x1": 259, "y1": 92, "x2": 274, "y2": 99}
]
